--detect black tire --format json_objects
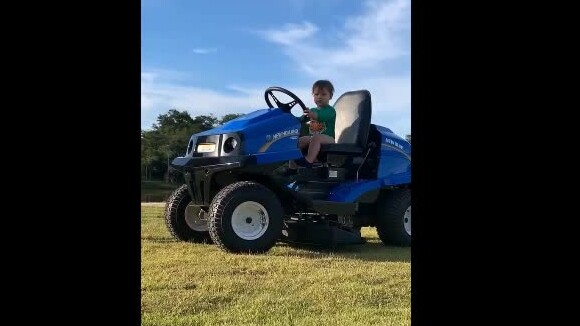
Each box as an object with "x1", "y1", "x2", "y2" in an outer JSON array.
[
  {"x1": 165, "y1": 184, "x2": 212, "y2": 243},
  {"x1": 208, "y1": 181, "x2": 283, "y2": 253},
  {"x1": 376, "y1": 188, "x2": 411, "y2": 246}
]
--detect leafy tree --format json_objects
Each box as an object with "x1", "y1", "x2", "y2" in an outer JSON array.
[
  {"x1": 151, "y1": 109, "x2": 195, "y2": 131},
  {"x1": 154, "y1": 110, "x2": 215, "y2": 156},
  {"x1": 192, "y1": 114, "x2": 219, "y2": 130},
  {"x1": 141, "y1": 151, "x2": 157, "y2": 180}
]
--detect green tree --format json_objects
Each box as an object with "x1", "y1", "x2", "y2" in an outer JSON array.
[
  {"x1": 156, "y1": 110, "x2": 214, "y2": 156},
  {"x1": 141, "y1": 152, "x2": 157, "y2": 181},
  {"x1": 152, "y1": 109, "x2": 195, "y2": 131},
  {"x1": 192, "y1": 114, "x2": 219, "y2": 130}
]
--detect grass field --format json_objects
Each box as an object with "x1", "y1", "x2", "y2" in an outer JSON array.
[{"x1": 141, "y1": 203, "x2": 411, "y2": 325}]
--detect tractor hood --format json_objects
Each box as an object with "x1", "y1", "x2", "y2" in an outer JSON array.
[
  {"x1": 172, "y1": 107, "x2": 303, "y2": 171},
  {"x1": 195, "y1": 108, "x2": 281, "y2": 136}
]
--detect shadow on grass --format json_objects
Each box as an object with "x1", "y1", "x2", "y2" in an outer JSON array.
[
  {"x1": 141, "y1": 235, "x2": 410, "y2": 262},
  {"x1": 273, "y1": 240, "x2": 411, "y2": 263},
  {"x1": 141, "y1": 236, "x2": 216, "y2": 246}
]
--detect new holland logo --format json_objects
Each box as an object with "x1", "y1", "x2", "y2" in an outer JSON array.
[
  {"x1": 272, "y1": 128, "x2": 299, "y2": 140},
  {"x1": 385, "y1": 137, "x2": 404, "y2": 150},
  {"x1": 260, "y1": 128, "x2": 299, "y2": 152},
  {"x1": 266, "y1": 129, "x2": 298, "y2": 141}
]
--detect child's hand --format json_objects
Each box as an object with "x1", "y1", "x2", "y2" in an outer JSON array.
[
  {"x1": 309, "y1": 120, "x2": 324, "y2": 132},
  {"x1": 305, "y1": 109, "x2": 316, "y2": 119}
]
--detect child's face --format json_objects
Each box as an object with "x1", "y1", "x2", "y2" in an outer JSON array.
[{"x1": 312, "y1": 87, "x2": 332, "y2": 107}]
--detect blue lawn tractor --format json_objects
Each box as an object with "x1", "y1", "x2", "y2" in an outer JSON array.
[{"x1": 165, "y1": 87, "x2": 411, "y2": 253}]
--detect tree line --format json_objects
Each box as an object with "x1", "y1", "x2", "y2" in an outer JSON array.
[
  {"x1": 142, "y1": 109, "x2": 411, "y2": 181},
  {"x1": 141, "y1": 109, "x2": 243, "y2": 181}
]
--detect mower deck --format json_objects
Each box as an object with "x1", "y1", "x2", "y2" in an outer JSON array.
[{"x1": 281, "y1": 217, "x2": 366, "y2": 247}]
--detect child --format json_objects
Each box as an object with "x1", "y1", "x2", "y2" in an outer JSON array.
[{"x1": 291, "y1": 79, "x2": 336, "y2": 169}]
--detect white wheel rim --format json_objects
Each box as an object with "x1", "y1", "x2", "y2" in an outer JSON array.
[
  {"x1": 231, "y1": 201, "x2": 269, "y2": 240},
  {"x1": 404, "y1": 205, "x2": 411, "y2": 236},
  {"x1": 185, "y1": 203, "x2": 208, "y2": 232}
]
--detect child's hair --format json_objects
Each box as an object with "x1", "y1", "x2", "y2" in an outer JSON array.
[{"x1": 312, "y1": 80, "x2": 334, "y2": 97}]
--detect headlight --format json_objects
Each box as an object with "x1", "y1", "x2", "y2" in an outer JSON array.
[
  {"x1": 196, "y1": 143, "x2": 216, "y2": 153},
  {"x1": 223, "y1": 137, "x2": 238, "y2": 153}
]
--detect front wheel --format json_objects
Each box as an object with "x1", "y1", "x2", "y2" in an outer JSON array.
[
  {"x1": 165, "y1": 184, "x2": 212, "y2": 243},
  {"x1": 208, "y1": 181, "x2": 283, "y2": 253},
  {"x1": 376, "y1": 188, "x2": 411, "y2": 246}
]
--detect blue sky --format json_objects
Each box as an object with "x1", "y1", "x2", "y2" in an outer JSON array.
[{"x1": 141, "y1": 0, "x2": 410, "y2": 137}]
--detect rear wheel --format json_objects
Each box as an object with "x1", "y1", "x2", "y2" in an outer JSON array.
[
  {"x1": 165, "y1": 185, "x2": 212, "y2": 243},
  {"x1": 376, "y1": 188, "x2": 411, "y2": 246},
  {"x1": 208, "y1": 181, "x2": 283, "y2": 253}
]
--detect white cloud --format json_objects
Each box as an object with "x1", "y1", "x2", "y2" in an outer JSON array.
[
  {"x1": 258, "y1": 0, "x2": 410, "y2": 77},
  {"x1": 258, "y1": 21, "x2": 318, "y2": 46},
  {"x1": 253, "y1": 0, "x2": 411, "y2": 136},
  {"x1": 141, "y1": 74, "x2": 267, "y2": 130},
  {"x1": 334, "y1": 0, "x2": 410, "y2": 66},
  {"x1": 192, "y1": 47, "x2": 217, "y2": 54}
]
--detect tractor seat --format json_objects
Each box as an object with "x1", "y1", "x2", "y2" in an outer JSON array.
[{"x1": 319, "y1": 90, "x2": 372, "y2": 158}]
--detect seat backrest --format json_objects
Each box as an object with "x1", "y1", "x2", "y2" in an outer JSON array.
[{"x1": 333, "y1": 90, "x2": 372, "y2": 147}]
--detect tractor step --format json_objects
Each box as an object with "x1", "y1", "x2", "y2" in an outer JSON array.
[
  {"x1": 295, "y1": 166, "x2": 349, "y2": 182},
  {"x1": 295, "y1": 181, "x2": 337, "y2": 200}
]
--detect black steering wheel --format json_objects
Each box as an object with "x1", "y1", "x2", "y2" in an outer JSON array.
[{"x1": 264, "y1": 86, "x2": 308, "y2": 114}]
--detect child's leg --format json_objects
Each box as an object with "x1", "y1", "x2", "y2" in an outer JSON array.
[
  {"x1": 298, "y1": 136, "x2": 312, "y2": 150},
  {"x1": 305, "y1": 134, "x2": 335, "y2": 163},
  {"x1": 289, "y1": 136, "x2": 313, "y2": 169}
]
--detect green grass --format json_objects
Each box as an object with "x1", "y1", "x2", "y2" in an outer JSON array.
[{"x1": 141, "y1": 204, "x2": 411, "y2": 326}]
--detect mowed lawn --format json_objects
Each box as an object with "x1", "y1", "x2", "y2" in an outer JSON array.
[{"x1": 141, "y1": 203, "x2": 411, "y2": 326}]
